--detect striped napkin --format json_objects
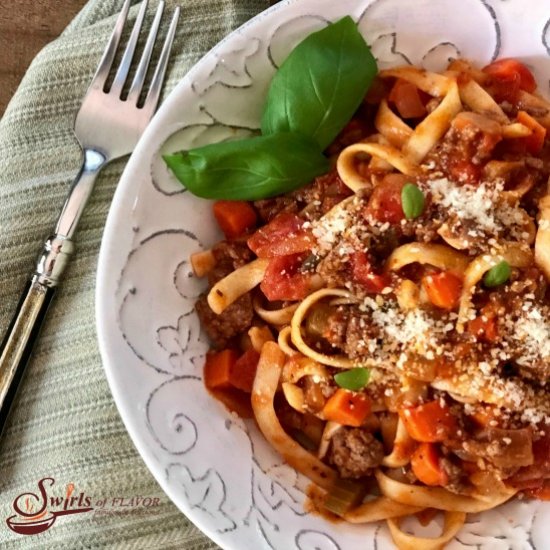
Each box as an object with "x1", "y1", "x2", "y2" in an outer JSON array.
[{"x1": 0, "y1": 1, "x2": 269, "y2": 547}]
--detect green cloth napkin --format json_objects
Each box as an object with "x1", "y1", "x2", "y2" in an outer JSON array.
[{"x1": 0, "y1": 1, "x2": 270, "y2": 547}]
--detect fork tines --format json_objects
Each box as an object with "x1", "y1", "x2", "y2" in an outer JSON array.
[{"x1": 91, "y1": 0, "x2": 180, "y2": 113}]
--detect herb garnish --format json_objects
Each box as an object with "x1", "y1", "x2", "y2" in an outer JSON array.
[
  {"x1": 163, "y1": 133, "x2": 329, "y2": 200},
  {"x1": 483, "y1": 260, "x2": 511, "y2": 288},
  {"x1": 401, "y1": 183, "x2": 425, "y2": 220},
  {"x1": 334, "y1": 367, "x2": 370, "y2": 391},
  {"x1": 164, "y1": 17, "x2": 377, "y2": 200}
]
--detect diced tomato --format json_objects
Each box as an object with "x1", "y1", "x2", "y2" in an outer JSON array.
[
  {"x1": 448, "y1": 159, "x2": 482, "y2": 185},
  {"x1": 322, "y1": 389, "x2": 372, "y2": 427},
  {"x1": 483, "y1": 58, "x2": 536, "y2": 95},
  {"x1": 350, "y1": 251, "x2": 390, "y2": 293},
  {"x1": 204, "y1": 349, "x2": 239, "y2": 390},
  {"x1": 213, "y1": 200, "x2": 257, "y2": 239},
  {"x1": 482, "y1": 59, "x2": 536, "y2": 104},
  {"x1": 525, "y1": 482, "x2": 550, "y2": 501},
  {"x1": 229, "y1": 349, "x2": 260, "y2": 393},
  {"x1": 260, "y1": 253, "x2": 313, "y2": 301},
  {"x1": 399, "y1": 400, "x2": 458, "y2": 443},
  {"x1": 422, "y1": 271, "x2": 462, "y2": 310},
  {"x1": 411, "y1": 443, "x2": 449, "y2": 486},
  {"x1": 247, "y1": 213, "x2": 313, "y2": 258},
  {"x1": 451, "y1": 112, "x2": 502, "y2": 157},
  {"x1": 389, "y1": 79, "x2": 427, "y2": 119},
  {"x1": 467, "y1": 305, "x2": 499, "y2": 343},
  {"x1": 364, "y1": 173, "x2": 407, "y2": 224},
  {"x1": 516, "y1": 111, "x2": 547, "y2": 154}
]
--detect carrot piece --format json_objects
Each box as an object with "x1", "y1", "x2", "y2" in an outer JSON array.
[
  {"x1": 229, "y1": 349, "x2": 260, "y2": 393},
  {"x1": 204, "y1": 349, "x2": 239, "y2": 390},
  {"x1": 213, "y1": 200, "x2": 257, "y2": 239},
  {"x1": 421, "y1": 271, "x2": 462, "y2": 310},
  {"x1": 411, "y1": 443, "x2": 449, "y2": 486},
  {"x1": 388, "y1": 78, "x2": 427, "y2": 119},
  {"x1": 399, "y1": 400, "x2": 458, "y2": 443},
  {"x1": 468, "y1": 405, "x2": 497, "y2": 428},
  {"x1": 516, "y1": 111, "x2": 547, "y2": 154},
  {"x1": 322, "y1": 389, "x2": 371, "y2": 427}
]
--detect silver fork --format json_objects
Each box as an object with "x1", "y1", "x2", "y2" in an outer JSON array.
[{"x1": 0, "y1": 0, "x2": 180, "y2": 435}]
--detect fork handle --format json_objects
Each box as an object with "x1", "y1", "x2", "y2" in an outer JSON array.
[
  {"x1": 0, "y1": 149, "x2": 104, "y2": 435},
  {"x1": 0, "y1": 232, "x2": 74, "y2": 434},
  {"x1": 0, "y1": 281, "x2": 55, "y2": 434}
]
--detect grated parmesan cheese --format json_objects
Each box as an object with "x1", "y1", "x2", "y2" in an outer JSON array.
[{"x1": 428, "y1": 177, "x2": 527, "y2": 241}]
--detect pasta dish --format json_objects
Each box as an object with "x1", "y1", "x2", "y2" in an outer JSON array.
[{"x1": 190, "y1": 58, "x2": 550, "y2": 548}]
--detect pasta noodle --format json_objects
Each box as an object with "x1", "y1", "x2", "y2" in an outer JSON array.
[
  {"x1": 194, "y1": 57, "x2": 550, "y2": 549},
  {"x1": 386, "y1": 512, "x2": 466, "y2": 550},
  {"x1": 207, "y1": 258, "x2": 268, "y2": 314},
  {"x1": 535, "y1": 195, "x2": 550, "y2": 279},
  {"x1": 251, "y1": 342, "x2": 338, "y2": 491},
  {"x1": 402, "y1": 81, "x2": 462, "y2": 163},
  {"x1": 337, "y1": 142, "x2": 420, "y2": 192},
  {"x1": 456, "y1": 244, "x2": 533, "y2": 331}
]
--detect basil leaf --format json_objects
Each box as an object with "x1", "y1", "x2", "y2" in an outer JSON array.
[
  {"x1": 261, "y1": 16, "x2": 377, "y2": 150},
  {"x1": 163, "y1": 132, "x2": 330, "y2": 200},
  {"x1": 483, "y1": 260, "x2": 511, "y2": 287},
  {"x1": 401, "y1": 183, "x2": 425, "y2": 219},
  {"x1": 334, "y1": 367, "x2": 370, "y2": 391}
]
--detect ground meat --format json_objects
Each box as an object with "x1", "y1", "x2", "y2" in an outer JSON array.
[
  {"x1": 342, "y1": 312, "x2": 383, "y2": 360},
  {"x1": 401, "y1": 216, "x2": 442, "y2": 243},
  {"x1": 254, "y1": 171, "x2": 352, "y2": 223},
  {"x1": 254, "y1": 196, "x2": 298, "y2": 223},
  {"x1": 327, "y1": 427, "x2": 384, "y2": 479},
  {"x1": 195, "y1": 293, "x2": 254, "y2": 348},
  {"x1": 254, "y1": 180, "x2": 321, "y2": 222},
  {"x1": 316, "y1": 248, "x2": 349, "y2": 288},
  {"x1": 323, "y1": 308, "x2": 349, "y2": 349},
  {"x1": 439, "y1": 457, "x2": 468, "y2": 494},
  {"x1": 208, "y1": 240, "x2": 254, "y2": 285}
]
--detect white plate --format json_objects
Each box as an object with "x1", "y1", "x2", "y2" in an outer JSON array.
[{"x1": 96, "y1": 1, "x2": 550, "y2": 548}]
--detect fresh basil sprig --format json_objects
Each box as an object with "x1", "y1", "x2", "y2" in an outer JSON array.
[
  {"x1": 401, "y1": 183, "x2": 425, "y2": 219},
  {"x1": 164, "y1": 17, "x2": 378, "y2": 201},
  {"x1": 483, "y1": 260, "x2": 511, "y2": 288},
  {"x1": 163, "y1": 133, "x2": 330, "y2": 200},
  {"x1": 334, "y1": 367, "x2": 370, "y2": 391},
  {"x1": 261, "y1": 16, "x2": 377, "y2": 150}
]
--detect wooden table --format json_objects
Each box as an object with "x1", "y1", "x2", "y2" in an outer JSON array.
[{"x1": 0, "y1": 0, "x2": 88, "y2": 115}]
